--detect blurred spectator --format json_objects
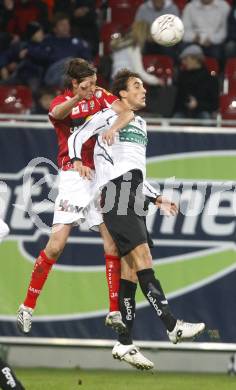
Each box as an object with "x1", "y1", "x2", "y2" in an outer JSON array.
[
  {"x1": 31, "y1": 86, "x2": 56, "y2": 114},
  {"x1": 0, "y1": 0, "x2": 14, "y2": 33},
  {"x1": 135, "y1": 0, "x2": 180, "y2": 58},
  {"x1": 71, "y1": 0, "x2": 99, "y2": 56},
  {"x1": 0, "y1": 22, "x2": 51, "y2": 91},
  {"x1": 6, "y1": 0, "x2": 49, "y2": 36},
  {"x1": 135, "y1": 0, "x2": 179, "y2": 24},
  {"x1": 43, "y1": 12, "x2": 92, "y2": 87},
  {"x1": 182, "y1": 0, "x2": 230, "y2": 60},
  {"x1": 111, "y1": 21, "x2": 162, "y2": 86},
  {"x1": 173, "y1": 45, "x2": 219, "y2": 119},
  {"x1": 54, "y1": 0, "x2": 99, "y2": 55},
  {"x1": 225, "y1": 2, "x2": 236, "y2": 58}
]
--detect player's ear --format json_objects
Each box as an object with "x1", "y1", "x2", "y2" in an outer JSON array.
[
  {"x1": 119, "y1": 89, "x2": 127, "y2": 99},
  {"x1": 71, "y1": 78, "x2": 78, "y2": 89}
]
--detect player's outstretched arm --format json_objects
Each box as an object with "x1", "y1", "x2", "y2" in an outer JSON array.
[
  {"x1": 155, "y1": 195, "x2": 179, "y2": 216},
  {"x1": 51, "y1": 81, "x2": 93, "y2": 120},
  {"x1": 102, "y1": 101, "x2": 134, "y2": 145}
]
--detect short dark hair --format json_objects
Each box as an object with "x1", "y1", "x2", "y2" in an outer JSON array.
[
  {"x1": 111, "y1": 69, "x2": 141, "y2": 98},
  {"x1": 64, "y1": 58, "x2": 96, "y2": 89}
]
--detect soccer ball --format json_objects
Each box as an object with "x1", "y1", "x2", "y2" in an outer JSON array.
[{"x1": 151, "y1": 14, "x2": 184, "y2": 47}]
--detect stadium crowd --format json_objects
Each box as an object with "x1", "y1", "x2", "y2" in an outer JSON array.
[{"x1": 0, "y1": 0, "x2": 235, "y2": 119}]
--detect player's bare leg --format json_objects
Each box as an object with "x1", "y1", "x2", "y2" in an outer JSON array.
[{"x1": 17, "y1": 224, "x2": 72, "y2": 333}]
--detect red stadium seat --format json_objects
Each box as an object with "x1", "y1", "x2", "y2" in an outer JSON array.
[
  {"x1": 108, "y1": 0, "x2": 142, "y2": 28},
  {"x1": 204, "y1": 57, "x2": 219, "y2": 76},
  {"x1": 224, "y1": 58, "x2": 236, "y2": 79},
  {"x1": 100, "y1": 22, "x2": 125, "y2": 55},
  {"x1": 223, "y1": 58, "x2": 236, "y2": 94},
  {"x1": 0, "y1": 85, "x2": 32, "y2": 114},
  {"x1": 220, "y1": 94, "x2": 236, "y2": 120},
  {"x1": 174, "y1": 0, "x2": 187, "y2": 12},
  {"x1": 143, "y1": 54, "x2": 174, "y2": 84}
]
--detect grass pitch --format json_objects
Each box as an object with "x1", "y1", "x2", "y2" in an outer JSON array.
[{"x1": 15, "y1": 368, "x2": 236, "y2": 390}]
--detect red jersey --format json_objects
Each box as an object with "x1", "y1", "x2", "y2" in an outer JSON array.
[{"x1": 49, "y1": 87, "x2": 118, "y2": 169}]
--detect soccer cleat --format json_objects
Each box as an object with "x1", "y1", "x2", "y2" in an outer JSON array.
[
  {"x1": 112, "y1": 342, "x2": 154, "y2": 370},
  {"x1": 167, "y1": 319, "x2": 205, "y2": 344},
  {"x1": 17, "y1": 304, "x2": 33, "y2": 334},
  {"x1": 105, "y1": 311, "x2": 127, "y2": 334}
]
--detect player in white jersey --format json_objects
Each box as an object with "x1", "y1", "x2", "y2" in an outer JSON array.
[{"x1": 68, "y1": 69, "x2": 206, "y2": 360}]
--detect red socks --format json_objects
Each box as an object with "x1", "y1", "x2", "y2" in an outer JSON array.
[
  {"x1": 24, "y1": 250, "x2": 56, "y2": 309},
  {"x1": 105, "y1": 254, "x2": 121, "y2": 312}
]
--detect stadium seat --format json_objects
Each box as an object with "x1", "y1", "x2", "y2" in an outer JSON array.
[
  {"x1": 143, "y1": 54, "x2": 174, "y2": 85},
  {"x1": 108, "y1": 0, "x2": 142, "y2": 28},
  {"x1": 100, "y1": 22, "x2": 124, "y2": 55},
  {"x1": 0, "y1": 85, "x2": 32, "y2": 114},
  {"x1": 204, "y1": 57, "x2": 219, "y2": 76},
  {"x1": 220, "y1": 94, "x2": 236, "y2": 120},
  {"x1": 174, "y1": 0, "x2": 187, "y2": 12},
  {"x1": 223, "y1": 58, "x2": 236, "y2": 94}
]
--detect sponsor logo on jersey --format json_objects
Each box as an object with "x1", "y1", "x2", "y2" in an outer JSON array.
[
  {"x1": 90, "y1": 101, "x2": 95, "y2": 110},
  {"x1": 95, "y1": 90, "x2": 102, "y2": 98},
  {"x1": 81, "y1": 103, "x2": 89, "y2": 112}
]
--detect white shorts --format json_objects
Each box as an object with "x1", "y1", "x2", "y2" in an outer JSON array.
[
  {"x1": 0, "y1": 219, "x2": 9, "y2": 241},
  {"x1": 53, "y1": 170, "x2": 103, "y2": 229}
]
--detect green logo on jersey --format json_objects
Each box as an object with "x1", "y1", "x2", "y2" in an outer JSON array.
[{"x1": 119, "y1": 125, "x2": 148, "y2": 146}]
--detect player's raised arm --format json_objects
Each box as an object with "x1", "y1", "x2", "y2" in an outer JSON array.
[
  {"x1": 68, "y1": 109, "x2": 117, "y2": 161},
  {"x1": 51, "y1": 80, "x2": 95, "y2": 120},
  {"x1": 96, "y1": 87, "x2": 134, "y2": 145},
  {"x1": 102, "y1": 100, "x2": 134, "y2": 145}
]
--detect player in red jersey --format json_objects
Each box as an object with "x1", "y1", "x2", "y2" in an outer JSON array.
[{"x1": 17, "y1": 58, "x2": 134, "y2": 334}]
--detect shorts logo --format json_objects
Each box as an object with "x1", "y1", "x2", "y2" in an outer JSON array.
[{"x1": 59, "y1": 199, "x2": 83, "y2": 214}]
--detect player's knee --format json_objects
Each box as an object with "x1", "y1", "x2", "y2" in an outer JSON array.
[
  {"x1": 45, "y1": 239, "x2": 65, "y2": 259},
  {"x1": 103, "y1": 239, "x2": 119, "y2": 257},
  {"x1": 121, "y1": 268, "x2": 138, "y2": 283},
  {"x1": 0, "y1": 221, "x2": 9, "y2": 239}
]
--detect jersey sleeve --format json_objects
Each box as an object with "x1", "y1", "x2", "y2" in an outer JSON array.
[
  {"x1": 143, "y1": 180, "x2": 161, "y2": 202},
  {"x1": 68, "y1": 109, "x2": 117, "y2": 160},
  {"x1": 95, "y1": 88, "x2": 119, "y2": 109},
  {"x1": 48, "y1": 95, "x2": 67, "y2": 118}
]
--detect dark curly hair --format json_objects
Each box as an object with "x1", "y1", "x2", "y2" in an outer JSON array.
[
  {"x1": 64, "y1": 58, "x2": 96, "y2": 89},
  {"x1": 111, "y1": 69, "x2": 141, "y2": 98}
]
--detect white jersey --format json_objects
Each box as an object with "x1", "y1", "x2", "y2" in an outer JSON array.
[{"x1": 68, "y1": 108, "x2": 160, "y2": 201}]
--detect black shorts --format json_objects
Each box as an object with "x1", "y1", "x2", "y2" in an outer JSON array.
[{"x1": 101, "y1": 169, "x2": 153, "y2": 257}]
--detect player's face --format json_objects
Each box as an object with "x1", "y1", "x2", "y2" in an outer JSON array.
[
  {"x1": 124, "y1": 77, "x2": 146, "y2": 110},
  {"x1": 73, "y1": 74, "x2": 97, "y2": 99}
]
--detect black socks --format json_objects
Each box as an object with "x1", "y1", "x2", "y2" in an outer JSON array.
[
  {"x1": 118, "y1": 279, "x2": 137, "y2": 345},
  {"x1": 137, "y1": 268, "x2": 176, "y2": 332}
]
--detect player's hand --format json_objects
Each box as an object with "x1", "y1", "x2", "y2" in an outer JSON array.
[
  {"x1": 75, "y1": 80, "x2": 93, "y2": 101},
  {"x1": 155, "y1": 196, "x2": 179, "y2": 216},
  {"x1": 102, "y1": 128, "x2": 117, "y2": 145},
  {"x1": 186, "y1": 96, "x2": 198, "y2": 110},
  {"x1": 73, "y1": 160, "x2": 93, "y2": 180}
]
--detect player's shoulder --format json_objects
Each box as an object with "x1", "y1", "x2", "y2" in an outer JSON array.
[
  {"x1": 94, "y1": 86, "x2": 113, "y2": 99},
  {"x1": 134, "y1": 115, "x2": 146, "y2": 128}
]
